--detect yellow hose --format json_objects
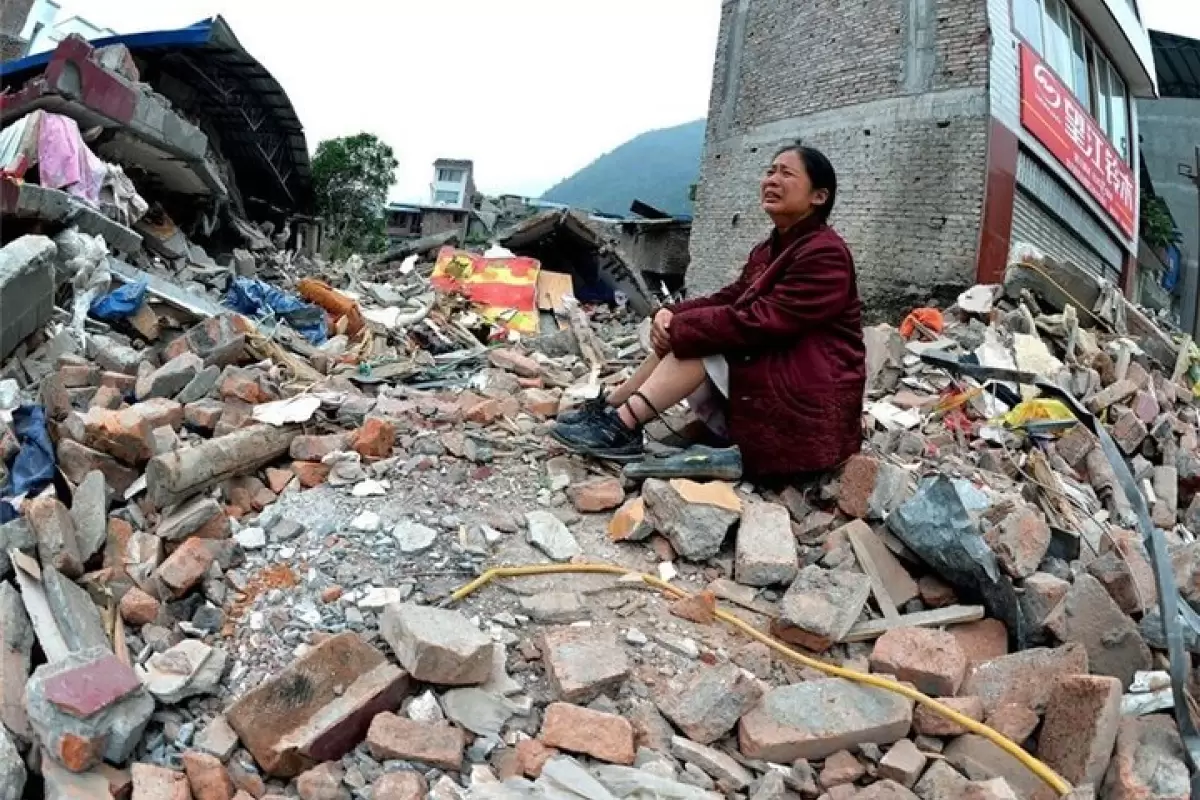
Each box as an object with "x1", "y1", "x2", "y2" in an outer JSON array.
[{"x1": 450, "y1": 562, "x2": 1072, "y2": 797}]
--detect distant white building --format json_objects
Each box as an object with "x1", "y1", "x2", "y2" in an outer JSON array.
[
  {"x1": 21, "y1": 0, "x2": 115, "y2": 56},
  {"x1": 429, "y1": 158, "x2": 476, "y2": 209}
]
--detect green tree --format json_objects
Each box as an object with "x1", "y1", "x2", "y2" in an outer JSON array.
[{"x1": 312, "y1": 133, "x2": 399, "y2": 259}]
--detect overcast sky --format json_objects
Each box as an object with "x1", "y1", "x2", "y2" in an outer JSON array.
[{"x1": 51, "y1": 0, "x2": 1200, "y2": 203}]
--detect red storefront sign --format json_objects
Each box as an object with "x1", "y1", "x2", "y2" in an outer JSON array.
[{"x1": 1019, "y1": 43, "x2": 1136, "y2": 239}]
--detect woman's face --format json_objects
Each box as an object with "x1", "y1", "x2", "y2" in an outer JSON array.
[{"x1": 760, "y1": 150, "x2": 828, "y2": 221}]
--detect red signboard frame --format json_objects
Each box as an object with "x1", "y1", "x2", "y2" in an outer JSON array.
[{"x1": 1018, "y1": 43, "x2": 1136, "y2": 240}]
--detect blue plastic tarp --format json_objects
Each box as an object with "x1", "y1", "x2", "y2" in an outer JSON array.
[
  {"x1": 1, "y1": 405, "x2": 57, "y2": 523},
  {"x1": 223, "y1": 277, "x2": 327, "y2": 345},
  {"x1": 90, "y1": 280, "x2": 148, "y2": 321}
]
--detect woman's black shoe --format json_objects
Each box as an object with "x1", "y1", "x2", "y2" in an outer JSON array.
[
  {"x1": 556, "y1": 392, "x2": 609, "y2": 426},
  {"x1": 551, "y1": 408, "x2": 644, "y2": 462}
]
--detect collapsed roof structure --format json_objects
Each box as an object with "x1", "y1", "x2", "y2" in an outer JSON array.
[{"x1": 0, "y1": 16, "x2": 315, "y2": 259}]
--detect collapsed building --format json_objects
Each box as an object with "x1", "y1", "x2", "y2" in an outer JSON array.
[{"x1": 0, "y1": 16, "x2": 317, "y2": 360}]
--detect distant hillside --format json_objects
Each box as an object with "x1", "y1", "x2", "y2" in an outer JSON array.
[{"x1": 541, "y1": 119, "x2": 705, "y2": 216}]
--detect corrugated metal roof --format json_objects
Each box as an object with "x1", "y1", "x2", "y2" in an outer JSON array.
[{"x1": 1152, "y1": 29, "x2": 1200, "y2": 99}]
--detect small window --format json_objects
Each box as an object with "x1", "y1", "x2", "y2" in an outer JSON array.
[
  {"x1": 437, "y1": 168, "x2": 464, "y2": 183},
  {"x1": 1107, "y1": 65, "x2": 1129, "y2": 160},
  {"x1": 434, "y1": 190, "x2": 460, "y2": 205},
  {"x1": 1069, "y1": 18, "x2": 1091, "y2": 112},
  {"x1": 1013, "y1": 0, "x2": 1043, "y2": 51},
  {"x1": 1044, "y1": 0, "x2": 1074, "y2": 95}
]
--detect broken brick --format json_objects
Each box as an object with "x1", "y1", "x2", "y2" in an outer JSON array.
[
  {"x1": 352, "y1": 417, "x2": 395, "y2": 459},
  {"x1": 1036, "y1": 674, "x2": 1122, "y2": 787},
  {"x1": 365, "y1": 712, "x2": 464, "y2": 771},
  {"x1": 539, "y1": 702, "x2": 635, "y2": 765},
  {"x1": 869, "y1": 627, "x2": 967, "y2": 696},
  {"x1": 155, "y1": 538, "x2": 218, "y2": 598},
  {"x1": 291, "y1": 461, "x2": 331, "y2": 488},
  {"x1": 567, "y1": 477, "x2": 625, "y2": 513}
]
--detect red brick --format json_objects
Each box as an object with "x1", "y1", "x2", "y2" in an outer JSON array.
[
  {"x1": 1102, "y1": 715, "x2": 1191, "y2": 800},
  {"x1": 24, "y1": 495, "x2": 83, "y2": 578},
  {"x1": 869, "y1": 627, "x2": 967, "y2": 696},
  {"x1": 1036, "y1": 675, "x2": 1122, "y2": 787},
  {"x1": 1087, "y1": 529, "x2": 1157, "y2": 616},
  {"x1": 352, "y1": 417, "x2": 395, "y2": 459},
  {"x1": 91, "y1": 385, "x2": 125, "y2": 410},
  {"x1": 58, "y1": 439, "x2": 140, "y2": 496},
  {"x1": 837, "y1": 453, "x2": 880, "y2": 519},
  {"x1": 366, "y1": 712, "x2": 465, "y2": 771},
  {"x1": 81, "y1": 400, "x2": 182, "y2": 465},
  {"x1": 567, "y1": 477, "x2": 625, "y2": 513},
  {"x1": 539, "y1": 702, "x2": 635, "y2": 765},
  {"x1": 819, "y1": 750, "x2": 865, "y2": 786},
  {"x1": 212, "y1": 400, "x2": 253, "y2": 437},
  {"x1": 520, "y1": 388, "x2": 559, "y2": 418},
  {"x1": 60, "y1": 364, "x2": 99, "y2": 388},
  {"x1": 918, "y1": 575, "x2": 957, "y2": 608},
  {"x1": 960, "y1": 644, "x2": 1089, "y2": 714},
  {"x1": 217, "y1": 366, "x2": 276, "y2": 404},
  {"x1": 985, "y1": 703, "x2": 1040, "y2": 743},
  {"x1": 265, "y1": 468, "x2": 294, "y2": 495},
  {"x1": 948, "y1": 619, "x2": 1009, "y2": 666},
  {"x1": 1110, "y1": 409, "x2": 1147, "y2": 455},
  {"x1": 290, "y1": 434, "x2": 352, "y2": 461},
  {"x1": 225, "y1": 633, "x2": 409, "y2": 778},
  {"x1": 981, "y1": 502, "x2": 1050, "y2": 579},
  {"x1": 913, "y1": 696, "x2": 984, "y2": 737},
  {"x1": 120, "y1": 586, "x2": 161, "y2": 626},
  {"x1": 43, "y1": 653, "x2": 141, "y2": 717},
  {"x1": 131, "y1": 763, "x2": 191, "y2": 800},
  {"x1": 291, "y1": 461, "x2": 330, "y2": 488},
  {"x1": 183, "y1": 750, "x2": 235, "y2": 800},
  {"x1": 100, "y1": 371, "x2": 138, "y2": 392},
  {"x1": 464, "y1": 398, "x2": 503, "y2": 425},
  {"x1": 371, "y1": 772, "x2": 427, "y2": 800},
  {"x1": 515, "y1": 738, "x2": 558, "y2": 778},
  {"x1": 184, "y1": 400, "x2": 226, "y2": 434},
  {"x1": 222, "y1": 476, "x2": 273, "y2": 515},
  {"x1": 156, "y1": 538, "x2": 218, "y2": 598},
  {"x1": 488, "y1": 348, "x2": 541, "y2": 378}
]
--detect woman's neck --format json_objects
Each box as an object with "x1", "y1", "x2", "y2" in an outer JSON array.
[{"x1": 771, "y1": 209, "x2": 816, "y2": 232}]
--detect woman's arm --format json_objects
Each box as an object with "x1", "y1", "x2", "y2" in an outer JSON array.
[{"x1": 668, "y1": 241, "x2": 853, "y2": 359}]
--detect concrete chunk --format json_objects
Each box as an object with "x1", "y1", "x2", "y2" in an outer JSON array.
[
  {"x1": 541, "y1": 626, "x2": 630, "y2": 703},
  {"x1": 225, "y1": 632, "x2": 409, "y2": 777},
  {"x1": 0, "y1": 583, "x2": 34, "y2": 745},
  {"x1": 0, "y1": 725, "x2": 25, "y2": 800},
  {"x1": 642, "y1": 478, "x2": 742, "y2": 560},
  {"x1": 773, "y1": 565, "x2": 871, "y2": 651},
  {"x1": 157, "y1": 496, "x2": 229, "y2": 542},
  {"x1": 1043, "y1": 574, "x2": 1150, "y2": 689},
  {"x1": 671, "y1": 736, "x2": 753, "y2": 791},
  {"x1": 960, "y1": 644, "x2": 1089, "y2": 714},
  {"x1": 0, "y1": 234, "x2": 57, "y2": 363},
  {"x1": 1101, "y1": 714, "x2": 1191, "y2": 799},
  {"x1": 146, "y1": 423, "x2": 298, "y2": 508},
  {"x1": 43, "y1": 563, "x2": 109, "y2": 654},
  {"x1": 136, "y1": 352, "x2": 203, "y2": 401},
  {"x1": 27, "y1": 647, "x2": 154, "y2": 771},
  {"x1": 70, "y1": 470, "x2": 109, "y2": 562},
  {"x1": 734, "y1": 499, "x2": 798, "y2": 586},
  {"x1": 655, "y1": 661, "x2": 763, "y2": 744},
  {"x1": 738, "y1": 679, "x2": 913, "y2": 762},
  {"x1": 380, "y1": 603, "x2": 493, "y2": 686}
]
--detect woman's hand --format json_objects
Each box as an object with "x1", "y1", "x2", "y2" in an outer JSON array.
[{"x1": 650, "y1": 309, "x2": 673, "y2": 357}]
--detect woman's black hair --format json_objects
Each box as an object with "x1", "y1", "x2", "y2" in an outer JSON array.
[{"x1": 772, "y1": 142, "x2": 837, "y2": 221}]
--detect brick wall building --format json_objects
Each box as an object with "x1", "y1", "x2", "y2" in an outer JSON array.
[{"x1": 690, "y1": 0, "x2": 1158, "y2": 321}]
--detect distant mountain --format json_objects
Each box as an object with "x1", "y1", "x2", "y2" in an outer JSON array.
[{"x1": 541, "y1": 119, "x2": 705, "y2": 217}]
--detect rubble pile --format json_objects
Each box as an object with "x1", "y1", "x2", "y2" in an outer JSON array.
[{"x1": 3, "y1": 161, "x2": 1200, "y2": 800}]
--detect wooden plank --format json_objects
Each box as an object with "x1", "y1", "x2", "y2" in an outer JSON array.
[
  {"x1": 846, "y1": 521, "x2": 919, "y2": 611},
  {"x1": 536, "y1": 270, "x2": 574, "y2": 313},
  {"x1": 841, "y1": 605, "x2": 985, "y2": 643},
  {"x1": 847, "y1": 528, "x2": 899, "y2": 621}
]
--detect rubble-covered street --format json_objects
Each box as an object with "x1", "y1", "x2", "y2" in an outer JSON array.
[{"x1": 4, "y1": 15, "x2": 1200, "y2": 800}]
